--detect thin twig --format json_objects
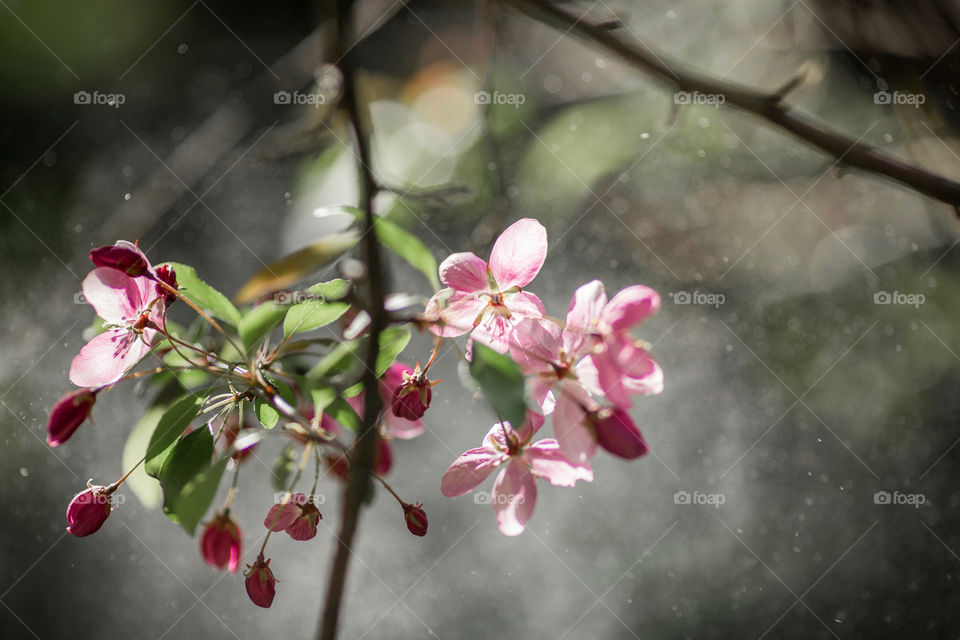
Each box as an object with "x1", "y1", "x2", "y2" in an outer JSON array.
[
  {"x1": 318, "y1": 1, "x2": 390, "y2": 638},
  {"x1": 504, "y1": 0, "x2": 960, "y2": 211}
]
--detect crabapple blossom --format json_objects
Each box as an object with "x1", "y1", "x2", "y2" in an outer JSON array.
[
  {"x1": 509, "y1": 318, "x2": 602, "y2": 465},
  {"x1": 46, "y1": 388, "x2": 98, "y2": 447},
  {"x1": 441, "y1": 412, "x2": 592, "y2": 536},
  {"x1": 264, "y1": 494, "x2": 323, "y2": 541},
  {"x1": 65, "y1": 485, "x2": 113, "y2": 537},
  {"x1": 201, "y1": 512, "x2": 243, "y2": 572},
  {"x1": 68, "y1": 267, "x2": 166, "y2": 388},
  {"x1": 564, "y1": 280, "x2": 663, "y2": 408},
  {"x1": 426, "y1": 218, "x2": 547, "y2": 353}
]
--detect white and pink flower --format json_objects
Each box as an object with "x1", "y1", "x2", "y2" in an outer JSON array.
[
  {"x1": 441, "y1": 412, "x2": 592, "y2": 536},
  {"x1": 426, "y1": 218, "x2": 547, "y2": 353}
]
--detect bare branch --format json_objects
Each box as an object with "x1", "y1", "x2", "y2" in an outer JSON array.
[{"x1": 505, "y1": 0, "x2": 960, "y2": 212}]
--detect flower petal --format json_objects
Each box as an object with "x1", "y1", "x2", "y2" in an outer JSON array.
[
  {"x1": 439, "y1": 252, "x2": 490, "y2": 292},
  {"x1": 440, "y1": 448, "x2": 503, "y2": 497},
  {"x1": 263, "y1": 501, "x2": 300, "y2": 531},
  {"x1": 505, "y1": 291, "x2": 545, "y2": 319},
  {"x1": 509, "y1": 318, "x2": 561, "y2": 373},
  {"x1": 470, "y1": 313, "x2": 513, "y2": 354},
  {"x1": 82, "y1": 267, "x2": 142, "y2": 324},
  {"x1": 552, "y1": 390, "x2": 597, "y2": 466},
  {"x1": 488, "y1": 218, "x2": 547, "y2": 289},
  {"x1": 593, "y1": 408, "x2": 648, "y2": 459},
  {"x1": 68, "y1": 330, "x2": 150, "y2": 388},
  {"x1": 433, "y1": 293, "x2": 487, "y2": 337},
  {"x1": 563, "y1": 280, "x2": 606, "y2": 356},
  {"x1": 524, "y1": 439, "x2": 594, "y2": 486},
  {"x1": 492, "y1": 460, "x2": 537, "y2": 536},
  {"x1": 602, "y1": 285, "x2": 660, "y2": 331}
]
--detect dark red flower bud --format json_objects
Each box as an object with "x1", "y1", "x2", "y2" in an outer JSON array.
[
  {"x1": 391, "y1": 383, "x2": 431, "y2": 421},
  {"x1": 402, "y1": 502, "x2": 428, "y2": 537},
  {"x1": 390, "y1": 367, "x2": 433, "y2": 420},
  {"x1": 89, "y1": 241, "x2": 151, "y2": 277},
  {"x1": 200, "y1": 512, "x2": 243, "y2": 573},
  {"x1": 47, "y1": 389, "x2": 97, "y2": 447},
  {"x1": 154, "y1": 264, "x2": 178, "y2": 307},
  {"x1": 592, "y1": 408, "x2": 648, "y2": 459},
  {"x1": 66, "y1": 485, "x2": 113, "y2": 537},
  {"x1": 244, "y1": 555, "x2": 277, "y2": 608}
]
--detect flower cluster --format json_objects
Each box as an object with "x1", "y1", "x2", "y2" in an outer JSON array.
[
  {"x1": 45, "y1": 217, "x2": 662, "y2": 609},
  {"x1": 431, "y1": 219, "x2": 662, "y2": 535}
]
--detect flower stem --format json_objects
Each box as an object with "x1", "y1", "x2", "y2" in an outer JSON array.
[{"x1": 157, "y1": 280, "x2": 244, "y2": 355}]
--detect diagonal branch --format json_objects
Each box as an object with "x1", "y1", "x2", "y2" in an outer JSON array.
[{"x1": 505, "y1": 0, "x2": 960, "y2": 212}]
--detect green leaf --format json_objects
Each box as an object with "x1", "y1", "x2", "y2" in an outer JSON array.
[
  {"x1": 159, "y1": 427, "x2": 223, "y2": 535},
  {"x1": 343, "y1": 207, "x2": 440, "y2": 289},
  {"x1": 283, "y1": 301, "x2": 350, "y2": 338},
  {"x1": 239, "y1": 301, "x2": 286, "y2": 350},
  {"x1": 308, "y1": 338, "x2": 364, "y2": 383},
  {"x1": 326, "y1": 397, "x2": 362, "y2": 432},
  {"x1": 161, "y1": 262, "x2": 242, "y2": 326},
  {"x1": 255, "y1": 397, "x2": 280, "y2": 429},
  {"x1": 306, "y1": 279, "x2": 352, "y2": 301},
  {"x1": 122, "y1": 406, "x2": 164, "y2": 509},
  {"x1": 469, "y1": 343, "x2": 527, "y2": 428},
  {"x1": 310, "y1": 384, "x2": 337, "y2": 416},
  {"x1": 145, "y1": 395, "x2": 203, "y2": 478},
  {"x1": 233, "y1": 233, "x2": 360, "y2": 305},
  {"x1": 376, "y1": 326, "x2": 411, "y2": 376},
  {"x1": 271, "y1": 445, "x2": 298, "y2": 492}
]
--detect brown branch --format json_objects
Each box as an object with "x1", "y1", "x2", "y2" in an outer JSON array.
[
  {"x1": 504, "y1": 0, "x2": 960, "y2": 212},
  {"x1": 317, "y1": 1, "x2": 389, "y2": 638}
]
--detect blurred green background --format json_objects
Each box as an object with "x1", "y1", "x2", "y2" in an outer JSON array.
[{"x1": 4, "y1": 1, "x2": 960, "y2": 638}]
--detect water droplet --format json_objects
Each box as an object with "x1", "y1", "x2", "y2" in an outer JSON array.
[
  {"x1": 177, "y1": 44, "x2": 188, "y2": 54},
  {"x1": 124, "y1": 193, "x2": 131, "y2": 201},
  {"x1": 19, "y1": 467, "x2": 28, "y2": 477}
]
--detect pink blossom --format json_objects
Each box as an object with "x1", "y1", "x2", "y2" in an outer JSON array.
[
  {"x1": 46, "y1": 389, "x2": 98, "y2": 447},
  {"x1": 440, "y1": 412, "x2": 592, "y2": 536},
  {"x1": 244, "y1": 555, "x2": 277, "y2": 608},
  {"x1": 377, "y1": 363, "x2": 426, "y2": 439},
  {"x1": 564, "y1": 280, "x2": 663, "y2": 408},
  {"x1": 68, "y1": 267, "x2": 166, "y2": 388},
  {"x1": 200, "y1": 512, "x2": 243, "y2": 572},
  {"x1": 509, "y1": 318, "x2": 601, "y2": 466},
  {"x1": 426, "y1": 218, "x2": 547, "y2": 353},
  {"x1": 65, "y1": 485, "x2": 113, "y2": 537},
  {"x1": 590, "y1": 407, "x2": 648, "y2": 459}
]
